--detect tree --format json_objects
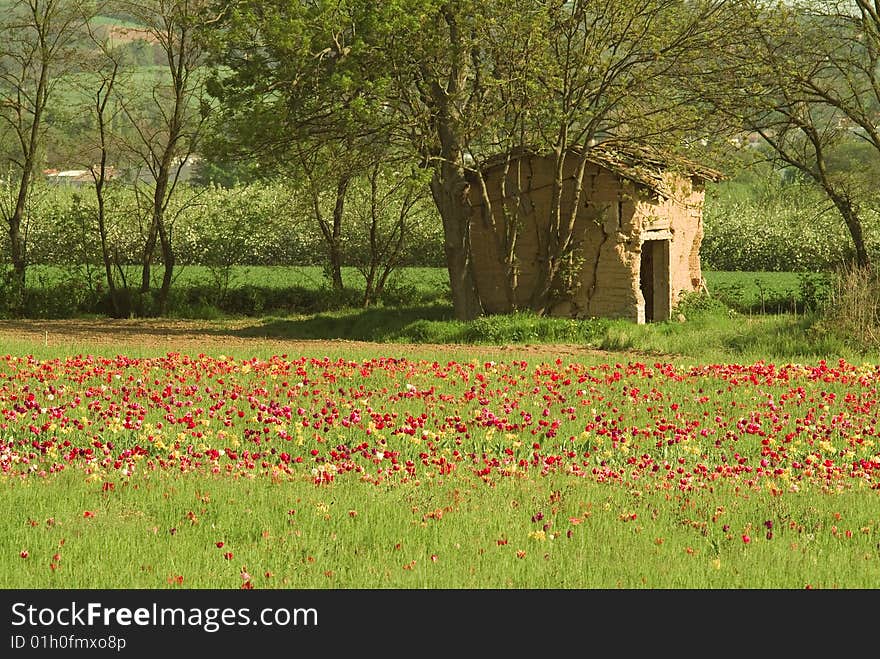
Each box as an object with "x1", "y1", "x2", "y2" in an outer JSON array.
[
  {"x1": 72, "y1": 14, "x2": 131, "y2": 316},
  {"x1": 467, "y1": 0, "x2": 731, "y2": 314},
  {"x1": 202, "y1": 0, "x2": 489, "y2": 318},
  {"x1": 118, "y1": 0, "x2": 208, "y2": 314},
  {"x1": 0, "y1": 0, "x2": 89, "y2": 310},
  {"x1": 201, "y1": 0, "x2": 393, "y2": 294},
  {"x1": 295, "y1": 142, "x2": 351, "y2": 292},
  {"x1": 204, "y1": 0, "x2": 733, "y2": 319},
  {"x1": 347, "y1": 163, "x2": 433, "y2": 307},
  {"x1": 702, "y1": 0, "x2": 880, "y2": 268}
]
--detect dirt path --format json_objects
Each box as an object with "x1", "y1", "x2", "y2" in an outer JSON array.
[{"x1": 0, "y1": 318, "x2": 634, "y2": 361}]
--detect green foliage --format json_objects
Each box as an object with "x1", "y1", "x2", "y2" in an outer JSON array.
[
  {"x1": 813, "y1": 265, "x2": 880, "y2": 351},
  {"x1": 11, "y1": 181, "x2": 446, "y2": 270},
  {"x1": 8, "y1": 265, "x2": 450, "y2": 318},
  {"x1": 702, "y1": 271, "x2": 832, "y2": 315},
  {"x1": 21, "y1": 275, "x2": 99, "y2": 319},
  {"x1": 460, "y1": 313, "x2": 609, "y2": 345},
  {"x1": 796, "y1": 272, "x2": 828, "y2": 313},
  {"x1": 673, "y1": 290, "x2": 730, "y2": 317},
  {"x1": 600, "y1": 310, "x2": 853, "y2": 362},
  {"x1": 163, "y1": 283, "x2": 356, "y2": 318},
  {"x1": 394, "y1": 312, "x2": 612, "y2": 345},
  {"x1": 701, "y1": 181, "x2": 878, "y2": 272}
]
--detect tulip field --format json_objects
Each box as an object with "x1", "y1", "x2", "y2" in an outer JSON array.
[{"x1": 2, "y1": 339, "x2": 880, "y2": 589}]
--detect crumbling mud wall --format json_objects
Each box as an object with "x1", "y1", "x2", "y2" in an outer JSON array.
[
  {"x1": 634, "y1": 172, "x2": 707, "y2": 318},
  {"x1": 468, "y1": 152, "x2": 708, "y2": 323}
]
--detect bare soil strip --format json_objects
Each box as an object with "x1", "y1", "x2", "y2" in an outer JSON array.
[{"x1": 0, "y1": 318, "x2": 631, "y2": 361}]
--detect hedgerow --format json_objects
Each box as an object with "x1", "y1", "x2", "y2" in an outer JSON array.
[{"x1": 700, "y1": 183, "x2": 880, "y2": 272}]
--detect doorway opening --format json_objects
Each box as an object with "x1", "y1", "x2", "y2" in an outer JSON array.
[{"x1": 639, "y1": 239, "x2": 670, "y2": 322}]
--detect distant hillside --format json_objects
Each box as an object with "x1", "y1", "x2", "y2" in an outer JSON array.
[
  {"x1": 91, "y1": 22, "x2": 160, "y2": 46},
  {"x1": 85, "y1": 15, "x2": 167, "y2": 67}
]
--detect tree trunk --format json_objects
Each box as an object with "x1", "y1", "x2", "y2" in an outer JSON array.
[
  {"x1": 94, "y1": 165, "x2": 121, "y2": 317},
  {"x1": 472, "y1": 161, "x2": 517, "y2": 313},
  {"x1": 529, "y1": 151, "x2": 566, "y2": 315},
  {"x1": 327, "y1": 243, "x2": 344, "y2": 291},
  {"x1": 328, "y1": 174, "x2": 350, "y2": 291},
  {"x1": 93, "y1": 72, "x2": 121, "y2": 317},
  {"x1": 363, "y1": 166, "x2": 381, "y2": 307},
  {"x1": 140, "y1": 170, "x2": 170, "y2": 314},
  {"x1": 529, "y1": 217, "x2": 556, "y2": 316},
  {"x1": 140, "y1": 220, "x2": 158, "y2": 297},
  {"x1": 828, "y1": 191, "x2": 870, "y2": 269},
  {"x1": 157, "y1": 219, "x2": 175, "y2": 315},
  {"x1": 430, "y1": 169, "x2": 482, "y2": 321},
  {"x1": 7, "y1": 135, "x2": 38, "y2": 314},
  {"x1": 421, "y1": 6, "x2": 483, "y2": 322},
  {"x1": 4, "y1": 17, "x2": 51, "y2": 316},
  {"x1": 312, "y1": 174, "x2": 349, "y2": 292},
  {"x1": 7, "y1": 204, "x2": 27, "y2": 312}
]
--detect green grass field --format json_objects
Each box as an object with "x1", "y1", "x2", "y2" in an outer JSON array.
[
  {"x1": 703, "y1": 270, "x2": 830, "y2": 313},
  {"x1": 5, "y1": 467, "x2": 877, "y2": 589},
  {"x1": 26, "y1": 264, "x2": 809, "y2": 303},
  {"x1": 0, "y1": 336, "x2": 878, "y2": 589}
]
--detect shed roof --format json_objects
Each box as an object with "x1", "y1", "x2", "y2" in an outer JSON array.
[{"x1": 469, "y1": 143, "x2": 724, "y2": 197}]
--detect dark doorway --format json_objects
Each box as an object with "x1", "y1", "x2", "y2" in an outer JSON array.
[
  {"x1": 639, "y1": 239, "x2": 670, "y2": 323},
  {"x1": 640, "y1": 245, "x2": 655, "y2": 322}
]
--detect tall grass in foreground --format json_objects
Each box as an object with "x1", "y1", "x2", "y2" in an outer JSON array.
[
  {"x1": 817, "y1": 264, "x2": 880, "y2": 350},
  {"x1": 3, "y1": 469, "x2": 877, "y2": 589},
  {"x1": 596, "y1": 312, "x2": 857, "y2": 363}
]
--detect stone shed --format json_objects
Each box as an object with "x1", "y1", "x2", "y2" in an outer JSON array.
[{"x1": 467, "y1": 144, "x2": 722, "y2": 323}]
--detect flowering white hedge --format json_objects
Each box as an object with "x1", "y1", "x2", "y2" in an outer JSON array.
[
  {"x1": 701, "y1": 190, "x2": 880, "y2": 272},
  {"x1": 10, "y1": 181, "x2": 446, "y2": 268},
  {"x1": 7, "y1": 179, "x2": 879, "y2": 272}
]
